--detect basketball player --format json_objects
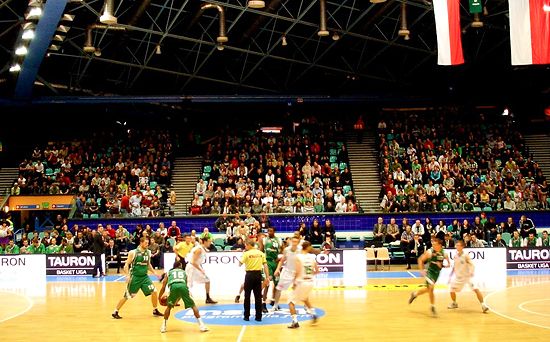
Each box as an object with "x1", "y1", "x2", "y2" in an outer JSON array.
[
  {"x1": 158, "y1": 260, "x2": 208, "y2": 333},
  {"x1": 408, "y1": 238, "x2": 450, "y2": 316},
  {"x1": 185, "y1": 237, "x2": 217, "y2": 304},
  {"x1": 288, "y1": 241, "x2": 318, "y2": 329},
  {"x1": 112, "y1": 237, "x2": 163, "y2": 319},
  {"x1": 272, "y1": 235, "x2": 302, "y2": 311},
  {"x1": 262, "y1": 227, "x2": 282, "y2": 312},
  {"x1": 447, "y1": 240, "x2": 489, "y2": 313}
]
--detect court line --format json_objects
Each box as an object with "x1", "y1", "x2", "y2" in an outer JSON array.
[
  {"x1": 407, "y1": 271, "x2": 417, "y2": 278},
  {"x1": 236, "y1": 325, "x2": 246, "y2": 342},
  {"x1": 0, "y1": 291, "x2": 34, "y2": 323},
  {"x1": 518, "y1": 299, "x2": 550, "y2": 318},
  {"x1": 114, "y1": 275, "x2": 126, "y2": 282},
  {"x1": 484, "y1": 280, "x2": 550, "y2": 330}
]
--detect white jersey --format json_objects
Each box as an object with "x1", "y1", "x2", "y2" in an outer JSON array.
[
  {"x1": 297, "y1": 253, "x2": 317, "y2": 281},
  {"x1": 187, "y1": 245, "x2": 206, "y2": 264},
  {"x1": 282, "y1": 245, "x2": 302, "y2": 272},
  {"x1": 453, "y1": 252, "x2": 473, "y2": 282}
]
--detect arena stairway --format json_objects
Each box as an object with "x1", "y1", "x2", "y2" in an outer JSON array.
[
  {"x1": 525, "y1": 133, "x2": 550, "y2": 179},
  {"x1": 171, "y1": 156, "x2": 203, "y2": 216}
]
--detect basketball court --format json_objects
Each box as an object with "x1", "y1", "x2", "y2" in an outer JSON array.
[{"x1": 2, "y1": 268, "x2": 549, "y2": 342}]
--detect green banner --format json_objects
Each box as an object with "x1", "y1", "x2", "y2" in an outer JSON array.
[{"x1": 469, "y1": 0, "x2": 482, "y2": 14}]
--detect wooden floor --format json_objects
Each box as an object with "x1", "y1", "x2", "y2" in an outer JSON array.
[{"x1": 2, "y1": 270, "x2": 550, "y2": 342}]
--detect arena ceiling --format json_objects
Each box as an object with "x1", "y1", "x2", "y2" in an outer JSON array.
[{"x1": 0, "y1": 0, "x2": 548, "y2": 102}]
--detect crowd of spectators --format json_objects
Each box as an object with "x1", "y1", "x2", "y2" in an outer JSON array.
[
  {"x1": 377, "y1": 111, "x2": 548, "y2": 213},
  {"x1": 11, "y1": 129, "x2": 175, "y2": 218},
  {"x1": 190, "y1": 116, "x2": 358, "y2": 216}
]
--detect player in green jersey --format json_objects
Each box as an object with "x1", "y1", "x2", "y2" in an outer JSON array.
[
  {"x1": 408, "y1": 238, "x2": 450, "y2": 316},
  {"x1": 112, "y1": 237, "x2": 163, "y2": 319},
  {"x1": 158, "y1": 260, "x2": 208, "y2": 333},
  {"x1": 262, "y1": 227, "x2": 282, "y2": 311}
]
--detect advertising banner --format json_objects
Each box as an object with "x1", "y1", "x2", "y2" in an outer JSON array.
[
  {"x1": 507, "y1": 247, "x2": 550, "y2": 270},
  {"x1": 46, "y1": 253, "x2": 105, "y2": 275}
]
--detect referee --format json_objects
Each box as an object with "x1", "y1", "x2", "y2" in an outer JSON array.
[{"x1": 239, "y1": 239, "x2": 270, "y2": 322}]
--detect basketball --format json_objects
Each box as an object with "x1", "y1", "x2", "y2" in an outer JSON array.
[{"x1": 159, "y1": 295, "x2": 168, "y2": 306}]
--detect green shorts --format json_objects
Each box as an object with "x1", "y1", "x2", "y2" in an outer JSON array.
[
  {"x1": 126, "y1": 275, "x2": 155, "y2": 298},
  {"x1": 167, "y1": 284, "x2": 195, "y2": 309},
  {"x1": 425, "y1": 269, "x2": 441, "y2": 286},
  {"x1": 267, "y1": 260, "x2": 279, "y2": 284}
]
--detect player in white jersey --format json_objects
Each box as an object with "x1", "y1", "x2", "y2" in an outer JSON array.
[
  {"x1": 447, "y1": 240, "x2": 489, "y2": 313},
  {"x1": 271, "y1": 235, "x2": 302, "y2": 311},
  {"x1": 185, "y1": 237, "x2": 217, "y2": 304},
  {"x1": 288, "y1": 241, "x2": 318, "y2": 329}
]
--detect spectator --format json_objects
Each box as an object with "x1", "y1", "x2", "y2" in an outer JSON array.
[
  {"x1": 322, "y1": 219, "x2": 336, "y2": 241},
  {"x1": 167, "y1": 221, "x2": 181, "y2": 238},
  {"x1": 309, "y1": 219, "x2": 323, "y2": 245},
  {"x1": 373, "y1": 217, "x2": 386, "y2": 245},
  {"x1": 157, "y1": 222, "x2": 168, "y2": 237},
  {"x1": 4, "y1": 239, "x2": 20, "y2": 254},
  {"x1": 523, "y1": 232, "x2": 538, "y2": 247},
  {"x1": 148, "y1": 237, "x2": 161, "y2": 269},
  {"x1": 509, "y1": 230, "x2": 522, "y2": 247},
  {"x1": 105, "y1": 239, "x2": 121, "y2": 273},
  {"x1": 400, "y1": 226, "x2": 415, "y2": 269},
  {"x1": 321, "y1": 236, "x2": 335, "y2": 251},
  {"x1": 519, "y1": 215, "x2": 536, "y2": 239},
  {"x1": 200, "y1": 227, "x2": 214, "y2": 241},
  {"x1": 28, "y1": 238, "x2": 45, "y2": 254},
  {"x1": 537, "y1": 231, "x2": 549, "y2": 247},
  {"x1": 443, "y1": 233, "x2": 455, "y2": 249},
  {"x1": 231, "y1": 237, "x2": 245, "y2": 251},
  {"x1": 492, "y1": 233, "x2": 507, "y2": 248}
]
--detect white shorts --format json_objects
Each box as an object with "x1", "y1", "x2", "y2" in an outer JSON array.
[
  {"x1": 185, "y1": 265, "x2": 209, "y2": 288},
  {"x1": 450, "y1": 277, "x2": 478, "y2": 292},
  {"x1": 276, "y1": 268, "x2": 296, "y2": 291},
  {"x1": 289, "y1": 280, "x2": 313, "y2": 304}
]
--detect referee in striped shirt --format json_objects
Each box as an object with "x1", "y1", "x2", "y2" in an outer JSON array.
[{"x1": 239, "y1": 239, "x2": 270, "y2": 322}]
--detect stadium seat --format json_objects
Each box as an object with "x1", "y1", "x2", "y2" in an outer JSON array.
[
  {"x1": 375, "y1": 247, "x2": 391, "y2": 270},
  {"x1": 214, "y1": 237, "x2": 225, "y2": 247},
  {"x1": 203, "y1": 165, "x2": 212, "y2": 173},
  {"x1": 90, "y1": 213, "x2": 100, "y2": 219},
  {"x1": 167, "y1": 238, "x2": 176, "y2": 247},
  {"x1": 224, "y1": 245, "x2": 232, "y2": 251},
  {"x1": 343, "y1": 185, "x2": 351, "y2": 195},
  {"x1": 482, "y1": 206, "x2": 492, "y2": 212},
  {"x1": 365, "y1": 247, "x2": 377, "y2": 270},
  {"x1": 501, "y1": 232, "x2": 511, "y2": 245}
]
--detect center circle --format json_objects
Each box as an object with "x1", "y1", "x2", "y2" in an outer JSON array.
[
  {"x1": 174, "y1": 304, "x2": 325, "y2": 326},
  {"x1": 518, "y1": 299, "x2": 550, "y2": 317}
]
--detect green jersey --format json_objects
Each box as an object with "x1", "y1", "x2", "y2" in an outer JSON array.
[
  {"x1": 263, "y1": 237, "x2": 281, "y2": 261},
  {"x1": 167, "y1": 268, "x2": 188, "y2": 289},
  {"x1": 46, "y1": 245, "x2": 61, "y2": 254},
  {"x1": 542, "y1": 238, "x2": 549, "y2": 247},
  {"x1": 27, "y1": 243, "x2": 46, "y2": 254},
  {"x1": 4, "y1": 244, "x2": 20, "y2": 254},
  {"x1": 510, "y1": 237, "x2": 522, "y2": 247},
  {"x1": 426, "y1": 247, "x2": 445, "y2": 284},
  {"x1": 130, "y1": 247, "x2": 151, "y2": 277},
  {"x1": 0, "y1": 245, "x2": 3, "y2": 254}
]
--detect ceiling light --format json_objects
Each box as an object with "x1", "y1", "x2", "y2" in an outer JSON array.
[
  {"x1": 281, "y1": 36, "x2": 287, "y2": 46},
  {"x1": 155, "y1": 45, "x2": 161, "y2": 54},
  {"x1": 502, "y1": 108, "x2": 509, "y2": 116},
  {"x1": 26, "y1": 7, "x2": 42, "y2": 19},
  {"x1": 216, "y1": 44, "x2": 225, "y2": 51},
  {"x1": 9, "y1": 64, "x2": 21, "y2": 73},
  {"x1": 471, "y1": 12, "x2": 484, "y2": 28},
  {"x1": 22, "y1": 29, "x2": 35, "y2": 40},
  {"x1": 370, "y1": 0, "x2": 387, "y2": 3},
  {"x1": 61, "y1": 14, "x2": 75, "y2": 22},
  {"x1": 248, "y1": 1, "x2": 265, "y2": 9},
  {"x1": 15, "y1": 46, "x2": 28, "y2": 56},
  {"x1": 332, "y1": 32, "x2": 340, "y2": 41},
  {"x1": 56, "y1": 25, "x2": 70, "y2": 34},
  {"x1": 94, "y1": 49, "x2": 102, "y2": 57},
  {"x1": 100, "y1": 0, "x2": 118, "y2": 25}
]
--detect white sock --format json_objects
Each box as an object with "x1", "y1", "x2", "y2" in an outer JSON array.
[
  {"x1": 309, "y1": 307, "x2": 316, "y2": 315},
  {"x1": 197, "y1": 318, "x2": 204, "y2": 326},
  {"x1": 291, "y1": 314, "x2": 297, "y2": 323}
]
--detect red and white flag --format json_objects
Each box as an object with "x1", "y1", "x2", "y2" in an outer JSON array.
[
  {"x1": 433, "y1": 0, "x2": 464, "y2": 65},
  {"x1": 508, "y1": 0, "x2": 550, "y2": 65}
]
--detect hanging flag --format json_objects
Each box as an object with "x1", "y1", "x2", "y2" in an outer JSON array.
[
  {"x1": 508, "y1": 0, "x2": 550, "y2": 65},
  {"x1": 433, "y1": 0, "x2": 464, "y2": 65},
  {"x1": 469, "y1": 0, "x2": 482, "y2": 14}
]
